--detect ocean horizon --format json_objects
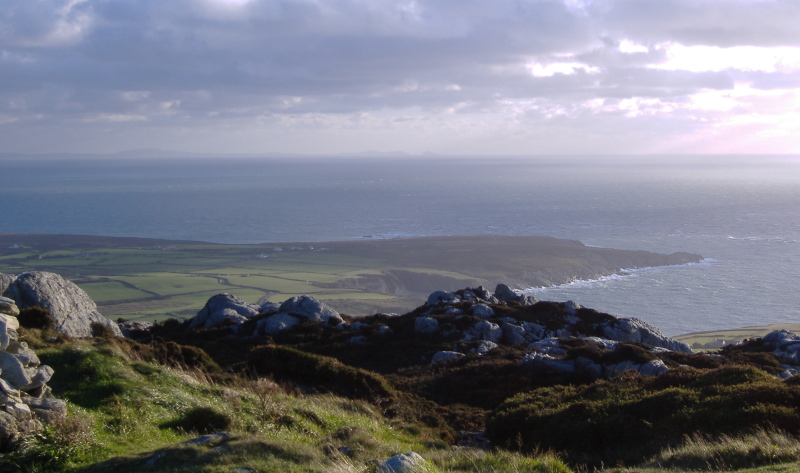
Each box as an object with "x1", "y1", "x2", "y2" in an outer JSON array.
[{"x1": 1, "y1": 154, "x2": 798, "y2": 336}]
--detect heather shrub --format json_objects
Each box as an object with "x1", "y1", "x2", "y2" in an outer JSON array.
[
  {"x1": 486, "y1": 365, "x2": 800, "y2": 467},
  {"x1": 246, "y1": 345, "x2": 395, "y2": 403},
  {"x1": 17, "y1": 306, "x2": 54, "y2": 329}
]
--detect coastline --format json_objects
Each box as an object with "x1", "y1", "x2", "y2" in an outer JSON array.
[{"x1": 0, "y1": 232, "x2": 703, "y2": 320}]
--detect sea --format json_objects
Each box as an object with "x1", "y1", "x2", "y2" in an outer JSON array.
[{"x1": 1, "y1": 154, "x2": 798, "y2": 336}]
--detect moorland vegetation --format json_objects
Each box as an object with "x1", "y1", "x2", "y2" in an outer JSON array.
[{"x1": 6, "y1": 292, "x2": 800, "y2": 472}]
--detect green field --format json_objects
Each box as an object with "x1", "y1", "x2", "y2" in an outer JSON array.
[
  {"x1": 0, "y1": 236, "x2": 448, "y2": 321},
  {"x1": 0, "y1": 233, "x2": 704, "y2": 324},
  {"x1": 675, "y1": 323, "x2": 800, "y2": 350}
]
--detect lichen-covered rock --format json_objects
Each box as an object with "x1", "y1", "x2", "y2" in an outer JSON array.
[
  {"x1": 0, "y1": 315, "x2": 64, "y2": 451},
  {"x1": 189, "y1": 293, "x2": 261, "y2": 329},
  {"x1": 426, "y1": 291, "x2": 459, "y2": 306},
  {"x1": 494, "y1": 284, "x2": 535, "y2": 305},
  {"x1": 0, "y1": 275, "x2": 15, "y2": 299},
  {"x1": 0, "y1": 297, "x2": 19, "y2": 317},
  {"x1": 414, "y1": 316, "x2": 439, "y2": 334},
  {"x1": 254, "y1": 313, "x2": 300, "y2": 336},
  {"x1": 380, "y1": 452, "x2": 427, "y2": 472},
  {"x1": 471, "y1": 304, "x2": 494, "y2": 318},
  {"x1": 277, "y1": 296, "x2": 343, "y2": 324},
  {"x1": 431, "y1": 351, "x2": 465, "y2": 364},
  {"x1": 3, "y1": 272, "x2": 121, "y2": 337},
  {"x1": 603, "y1": 317, "x2": 691, "y2": 353},
  {"x1": 463, "y1": 321, "x2": 502, "y2": 343}
]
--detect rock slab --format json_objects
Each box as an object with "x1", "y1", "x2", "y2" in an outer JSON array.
[{"x1": 3, "y1": 272, "x2": 120, "y2": 338}]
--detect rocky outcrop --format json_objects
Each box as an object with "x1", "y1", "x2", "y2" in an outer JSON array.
[
  {"x1": 494, "y1": 284, "x2": 536, "y2": 305},
  {"x1": 0, "y1": 298, "x2": 66, "y2": 451},
  {"x1": 0, "y1": 274, "x2": 14, "y2": 296},
  {"x1": 745, "y1": 330, "x2": 800, "y2": 378},
  {"x1": 602, "y1": 317, "x2": 691, "y2": 353},
  {"x1": 189, "y1": 293, "x2": 261, "y2": 330},
  {"x1": 2, "y1": 272, "x2": 121, "y2": 338},
  {"x1": 277, "y1": 296, "x2": 343, "y2": 324},
  {"x1": 186, "y1": 293, "x2": 343, "y2": 336},
  {"x1": 519, "y1": 337, "x2": 671, "y2": 380}
]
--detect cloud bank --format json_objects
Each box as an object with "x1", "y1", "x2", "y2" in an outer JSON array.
[{"x1": 1, "y1": 0, "x2": 799, "y2": 154}]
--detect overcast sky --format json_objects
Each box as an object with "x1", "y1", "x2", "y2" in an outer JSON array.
[{"x1": 2, "y1": 0, "x2": 800, "y2": 155}]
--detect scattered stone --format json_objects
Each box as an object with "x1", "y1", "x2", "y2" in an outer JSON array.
[
  {"x1": 118, "y1": 320, "x2": 153, "y2": 338},
  {"x1": 190, "y1": 293, "x2": 260, "y2": 329},
  {"x1": 431, "y1": 351, "x2": 465, "y2": 364},
  {"x1": 2, "y1": 272, "x2": 121, "y2": 337},
  {"x1": 414, "y1": 317, "x2": 439, "y2": 335},
  {"x1": 602, "y1": 317, "x2": 692, "y2": 353},
  {"x1": 493, "y1": 284, "x2": 536, "y2": 305},
  {"x1": 0, "y1": 313, "x2": 63, "y2": 451},
  {"x1": 278, "y1": 296, "x2": 343, "y2": 324},
  {"x1": 377, "y1": 325, "x2": 393, "y2": 336},
  {"x1": 254, "y1": 313, "x2": 300, "y2": 336},
  {"x1": 426, "y1": 290, "x2": 459, "y2": 306},
  {"x1": 0, "y1": 297, "x2": 18, "y2": 317},
  {"x1": 471, "y1": 304, "x2": 494, "y2": 318},
  {"x1": 473, "y1": 340, "x2": 498, "y2": 354},
  {"x1": 494, "y1": 284, "x2": 519, "y2": 303},
  {"x1": 183, "y1": 431, "x2": 230, "y2": 445},
  {"x1": 380, "y1": 452, "x2": 427, "y2": 472},
  {"x1": 347, "y1": 336, "x2": 368, "y2": 345},
  {"x1": 463, "y1": 321, "x2": 502, "y2": 343}
]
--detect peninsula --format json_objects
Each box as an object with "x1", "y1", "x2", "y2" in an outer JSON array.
[{"x1": 0, "y1": 233, "x2": 702, "y2": 321}]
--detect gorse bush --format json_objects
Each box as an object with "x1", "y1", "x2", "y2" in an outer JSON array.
[{"x1": 486, "y1": 365, "x2": 800, "y2": 467}]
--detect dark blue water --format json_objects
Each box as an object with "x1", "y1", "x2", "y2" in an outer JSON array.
[{"x1": 1, "y1": 155, "x2": 798, "y2": 335}]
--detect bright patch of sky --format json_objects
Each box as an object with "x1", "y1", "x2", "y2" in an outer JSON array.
[{"x1": 1, "y1": 0, "x2": 799, "y2": 155}]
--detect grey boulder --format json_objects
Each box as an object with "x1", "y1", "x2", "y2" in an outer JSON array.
[
  {"x1": 278, "y1": 296, "x2": 343, "y2": 324},
  {"x1": 602, "y1": 317, "x2": 691, "y2": 353},
  {"x1": 3, "y1": 272, "x2": 120, "y2": 337},
  {"x1": 190, "y1": 293, "x2": 261, "y2": 329},
  {"x1": 380, "y1": 452, "x2": 427, "y2": 472},
  {"x1": 0, "y1": 297, "x2": 18, "y2": 317},
  {"x1": 471, "y1": 304, "x2": 494, "y2": 318},
  {"x1": 414, "y1": 316, "x2": 439, "y2": 334},
  {"x1": 431, "y1": 351, "x2": 465, "y2": 364},
  {"x1": 254, "y1": 313, "x2": 300, "y2": 336}
]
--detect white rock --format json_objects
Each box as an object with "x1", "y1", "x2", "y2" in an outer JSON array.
[
  {"x1": 278, "y1": 296, "x2": 343, "y2": 324},
  {"x1": 466, "y1": 321, "x2": 502, "y2": 343},
  {"x1": 431, "y1": 351, "x2": 465, "y2": 364},
  {"x1": 414, "y1": 317, "x2": 439, "y2": 334},
  {"x1": 380, "y1": 452, "x2": 427, "y2": 472},
  {"x1": 471, "y1": 304, "x2": 494, "y2": 318},
  {"x1": 255, "y1": 313, "x2": 300, "y2": 336},
  {"x1": 639, "y1": 359, "x2": 670, "y2": 377},
  {"x1": 3, "y1": 271, "x2": 121, "y2": 337}
]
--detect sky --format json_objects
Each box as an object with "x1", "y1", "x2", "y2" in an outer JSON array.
[{"x1": 2, "y1": 0, "x2": 800, "y2": 156}]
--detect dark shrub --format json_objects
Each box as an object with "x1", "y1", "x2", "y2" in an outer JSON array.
[
  {"x1": 163, "y1": 406, "x2": 231, "y2": 434},
  {"x1": 17, "y1": 306, "x2": 54, "y2": 330},
  {"x1": 247, "y1": 345, "x2": 394, "y2": 403},
  {"x1": 486, "y1": 365, "x2": 800, "y2": 468},
  {"x1": 91, "y1": 322, "x2": 116, "y2": 338}
]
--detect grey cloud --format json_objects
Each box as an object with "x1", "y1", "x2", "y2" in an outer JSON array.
[{"x1": 1, "y1": 0, "x2": 799, "y2": 153}]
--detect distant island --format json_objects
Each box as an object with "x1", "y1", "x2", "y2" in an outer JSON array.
[{"x1": 0, "y1": 233, "x2": 702, "y2": 321}]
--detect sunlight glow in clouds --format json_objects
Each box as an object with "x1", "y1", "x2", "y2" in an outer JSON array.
[
  {"x1": 527, "y1": 62, "x2": 601, "y2": 77},
  {"x1": 2, "y1": 0, "x2": 800, "y2": 154},
  {"x1": 654, "y1": 43, "x2": 800, "y2": 73}
]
